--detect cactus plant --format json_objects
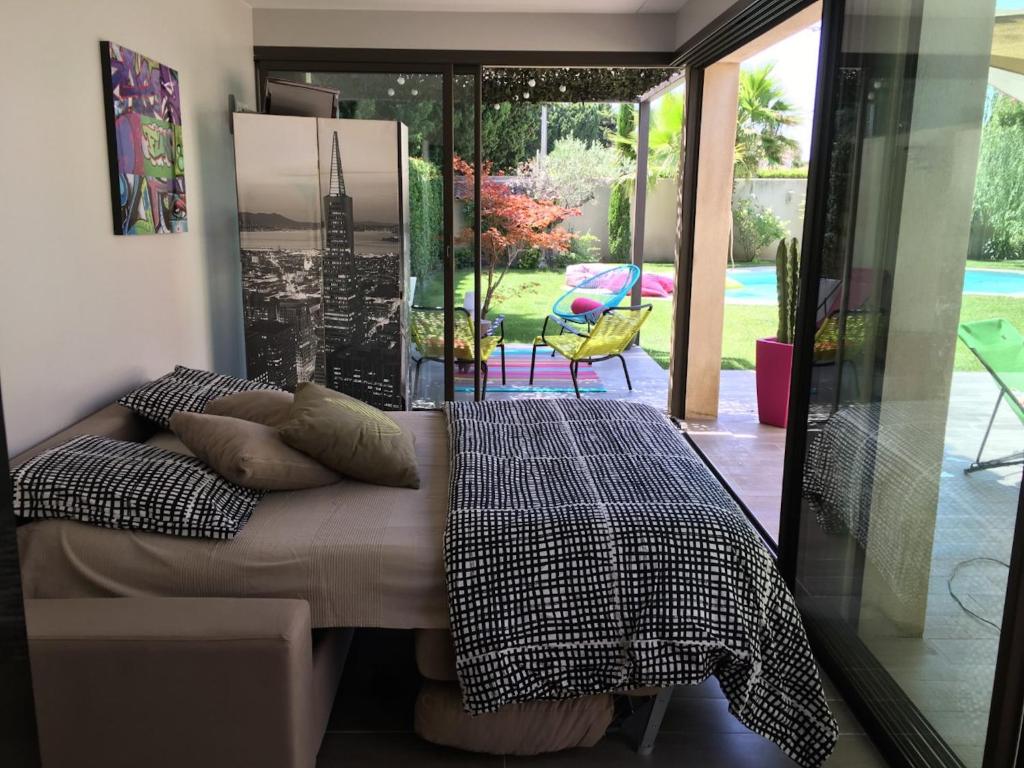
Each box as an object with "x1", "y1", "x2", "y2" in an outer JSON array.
[{"x1": 775, "y1": 237, "x2": 800, "y2": 344}]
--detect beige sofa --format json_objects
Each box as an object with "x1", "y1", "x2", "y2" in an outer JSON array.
[
  {"x1": 13, "y1": 407, "x2": 352, "y2": 768},
  {"x1": 25, "y1": 597, "x2": 350, "y2": 768}
]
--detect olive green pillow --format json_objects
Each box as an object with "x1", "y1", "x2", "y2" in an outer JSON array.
[
  {"x1": 170, "y1": 412, "x2": 342, "y2": 491},
  {"x1": 204, "y1": 389, "x2": 294, "y2": 427},
  {"x1": 279, "y1": 383, "x2": 420, "y2": 489}
]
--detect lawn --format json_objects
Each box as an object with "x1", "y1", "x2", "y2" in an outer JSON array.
[{"x1": 416, "y1": 267, "x2": 1024, "y2": 373}]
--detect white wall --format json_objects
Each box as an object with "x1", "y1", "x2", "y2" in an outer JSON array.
[
  {"x1": 253, "y1": 9, "x2": 677, "y2": 51},
  {"x1": 0, "y1": 0, "x2": 255, "y2": 454}
]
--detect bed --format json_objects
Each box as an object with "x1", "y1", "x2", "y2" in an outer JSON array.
[
  {"x1": 15, "y1": 397, "x2": 837, "y2": 767},
  {"x1": 15, "y1": 403, "x2": 449, "y2": 629}
]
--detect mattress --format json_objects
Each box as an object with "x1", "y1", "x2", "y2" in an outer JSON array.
[{"x1": 16, "y1": 405, "x2": 449, "y2": 629}]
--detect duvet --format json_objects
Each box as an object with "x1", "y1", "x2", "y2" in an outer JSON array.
[{"x1": 444, "y1": 399, "x2": 838, "y2": 768}]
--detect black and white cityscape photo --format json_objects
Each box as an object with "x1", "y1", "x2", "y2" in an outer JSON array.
[{"x1": 233, "y1": 113, "x2": 409, "y2": 408}]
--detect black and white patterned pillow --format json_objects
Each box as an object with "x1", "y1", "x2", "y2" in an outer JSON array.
[
  {"x1": 118, "y1": 365, "x2": 280, "y2": 428},
  {"x1": 12, "y1": 435, "x2": 263, "y2": 539}
]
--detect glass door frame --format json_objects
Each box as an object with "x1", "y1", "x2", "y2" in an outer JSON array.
[
  {"x1": 674, "y1": 1, "x2": 1024, "y2": 767},
  {"x1": 252, "y1": 58, "x2": 484, "y2": 402},
  {"x1": 254, "y1": 47, "x2": 683, "y2": 404}
]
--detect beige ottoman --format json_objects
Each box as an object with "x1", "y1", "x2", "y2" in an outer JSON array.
[{"x1": 413, "y1": 629, "x2": 614, "y2": 756}]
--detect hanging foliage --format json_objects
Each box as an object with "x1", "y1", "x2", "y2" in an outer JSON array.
[{"x1": 483, "y1": 67, "x2": 679, "y2": 105}]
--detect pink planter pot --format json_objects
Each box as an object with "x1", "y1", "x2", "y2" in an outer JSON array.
[{"x1": 755, "y1": 337, "x2": 794, "y2": 428}]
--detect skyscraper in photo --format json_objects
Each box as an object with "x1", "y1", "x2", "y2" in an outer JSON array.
[
  {"x1": 320, "y1": 129, "x2": 405, "y2": 408},
  {"x1": 321, "y1": 130, "x2": 356, "y2": 392}
]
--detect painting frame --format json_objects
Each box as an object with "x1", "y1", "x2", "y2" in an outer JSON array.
[{"x1": 99, "y1": 41, "x2": 187, "y2": 236}]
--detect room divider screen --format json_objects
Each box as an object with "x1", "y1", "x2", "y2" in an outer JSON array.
[{"x1": 256, "y1": 63, "x2": 485, "y2": 406}]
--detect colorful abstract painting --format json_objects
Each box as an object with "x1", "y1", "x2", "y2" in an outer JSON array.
[{"x1": 100, "y1": 42, "x2": 186, "y2": 235}]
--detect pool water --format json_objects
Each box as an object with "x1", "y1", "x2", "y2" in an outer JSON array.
[{"x1": 725, "y1": 266, "x2": 1024, "y2": 304}]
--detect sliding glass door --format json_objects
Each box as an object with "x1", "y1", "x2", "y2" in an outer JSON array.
[{"x1": 786, "y1": 1, "x2": 1024, "y2": 766}]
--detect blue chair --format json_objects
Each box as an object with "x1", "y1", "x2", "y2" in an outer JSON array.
[{"x1": 551, "y1": 264, "x2": 641, "y2": 325}]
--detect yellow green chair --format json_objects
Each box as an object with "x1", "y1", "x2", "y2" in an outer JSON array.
[
  {"x1": 958, "y1": 318, "x2": 1024, "y2": 474},
  {"x1": 531, "y1": 304, "x2": 652, "y2": 398},
  {"x1": 410, "y1": 306, "x2": 505, "y2": 399}
]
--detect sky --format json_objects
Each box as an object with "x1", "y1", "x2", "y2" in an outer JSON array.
[
  {"x1": 741, "y1": 24, "x2": 822, "y2": 164},
  {"x1": 738, "y1": 1, "x2": 1024, "y2": 162}
]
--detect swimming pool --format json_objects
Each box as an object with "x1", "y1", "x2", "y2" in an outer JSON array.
[{"x1": 724, "y1": 266, "x2": 1024, "y2": 304}]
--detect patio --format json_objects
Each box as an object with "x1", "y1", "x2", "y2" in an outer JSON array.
[{"x1": 413, "y1": 341, "x2": 671, "y2": 410}]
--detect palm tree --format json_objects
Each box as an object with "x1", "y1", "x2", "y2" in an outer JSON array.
[
  {"x1": 734, "y1": 63, "x2": 800, "y2": 176},
  {"x1": 607, "y1": 90, "x2": 686, "y2": 186}
]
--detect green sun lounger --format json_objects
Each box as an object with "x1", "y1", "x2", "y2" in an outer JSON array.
[{"x1": 957, "y1": 318, "x2": 1024, "y2": 474}]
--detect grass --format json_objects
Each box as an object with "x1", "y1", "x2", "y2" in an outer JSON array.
[
  {"x1": 967, "y1": 259, "x2": 1024, "y2": 271},
  {"x1": 416, "y1": 267, "x2": 1024, "y2": 373}
]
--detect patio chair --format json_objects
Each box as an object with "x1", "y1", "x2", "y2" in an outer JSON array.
[
  {"x1": 957, "y1": 318, "x2": 1024, "y2": 474},
  {"x1": 552, "y1": 264, "x2": 642, "y2": 325},
  {"x1": 811, "y1": 308, "x2": 882, "y2": 402},
  {"x1": 410, "y1": 306, "x2": 505, "y2": 399},
  {"x1": 531, "y1": 304, "x2": 653, "y2": 399}
]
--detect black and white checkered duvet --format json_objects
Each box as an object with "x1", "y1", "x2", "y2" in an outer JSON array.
[
  {"x1": 803, "y1": 403, "x2": 942, "y2": 610},
  {"x1": 444, "y1": 399, "x2": 837, "y2": 768}
]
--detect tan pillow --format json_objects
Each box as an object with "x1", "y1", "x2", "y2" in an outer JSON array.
[
  {"x1": 279, "y1": 383, "x2": 420, "y2": 489},
  {"x1": 169, "y1": 412, "x2": 341, "y2": 491},
  {"x1": 204, "y1": 389, "x2": 294, "y2": 427}
]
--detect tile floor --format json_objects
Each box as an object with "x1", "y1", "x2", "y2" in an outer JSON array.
[
  {"x1": 682, "y1": 370, "x2": 1015, "y2": 768},
  {"x1": 316, "y1": 630, "x2": 890, "y2": 768},
  {"x1": 682, "y1": 371, "x2": 787, "y2": 541}
]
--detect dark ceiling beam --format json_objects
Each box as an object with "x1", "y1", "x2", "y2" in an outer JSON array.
[{"x1": 254, "y1": 46, "x2": 677, "y2": 68}]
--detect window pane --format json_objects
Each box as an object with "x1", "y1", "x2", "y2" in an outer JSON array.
[{"x1": 794, "y1": 3, "x2": 1023, "y2": 766}]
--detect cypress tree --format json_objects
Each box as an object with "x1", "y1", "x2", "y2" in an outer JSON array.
[{"x1": 608, "y1": 104, "x2": 634, "y2": 262}]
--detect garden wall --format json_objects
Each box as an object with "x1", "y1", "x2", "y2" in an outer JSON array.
[
  {"x1": 459, "y1": 175, "x2": 806, "y2": 266},
  {"x1": 568, "y1": 178, "x2": 805, "y2": 264},
  {"x1": 732, "y1": 178, "x2": 807, "y2": 259},
  {"x1": 564, "y1": 178, "x2": 680, "y2": 263}
]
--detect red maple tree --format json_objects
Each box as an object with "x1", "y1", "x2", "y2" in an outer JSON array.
[{"x1": 454, "y1": 156, "x2": 579, "y2": 319}]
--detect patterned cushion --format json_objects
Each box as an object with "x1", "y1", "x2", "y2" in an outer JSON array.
[
  {"x1": 118, "y1": 366, "x2": 280, "y2": 428},
  {"x1": 12, "y1": 435, "x2": 263, "y2": 539}
]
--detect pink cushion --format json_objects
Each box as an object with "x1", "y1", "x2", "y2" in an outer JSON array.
[
  {"x1": 641, "y1": 282, "x2": 670, "y2": 298},
  {"x1": 648, "y1": 273, "x2": 675, "y2": 292},
  {"x1": 597, "y1": 274, "x2": 630, "y2": 292},
  {"x1": 565, "y1": 264, "x2": 600, "y2": 287},
  {"x1": 570, "y1": 297, "x2": 603, "y2": 316}
]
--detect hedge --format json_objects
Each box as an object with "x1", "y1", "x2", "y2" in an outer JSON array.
[
  {"x1": 752, "y1": 166, "x2": 808, "y2": 179},
  {"x1": 408, "y1": 157, "x2": 442, "y2": 278}
]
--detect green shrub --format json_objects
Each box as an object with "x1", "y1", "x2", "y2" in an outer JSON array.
[
  {"x1": 608, "y1": 182, "x2": 632, "y2": 262},
  {"x1": 515, "y1": 248, "x2": 542, "y2": 270},
  {"x1": 547, "y1": 233, "x2": 599, "y2": 269},
  {"x1": 755, "y1": 166, "x2": 808, "y2": 179},
  {"x1": 454, "y1": 245, "x2": 474, "y2": 269},
  {"x1": 971, "y1": 94, "x2": 1024, "y2": 261},
  {"x1": 408, "y1": 157, "x2": 442, "y2": 277},
  {"x1": 733, "y1": 199, "x2": 787, "y2": 262}
]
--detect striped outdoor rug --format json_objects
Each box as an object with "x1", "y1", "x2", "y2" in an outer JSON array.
[{"x1": 454, "y1": 345, "x2": 605, "y2": 393}]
